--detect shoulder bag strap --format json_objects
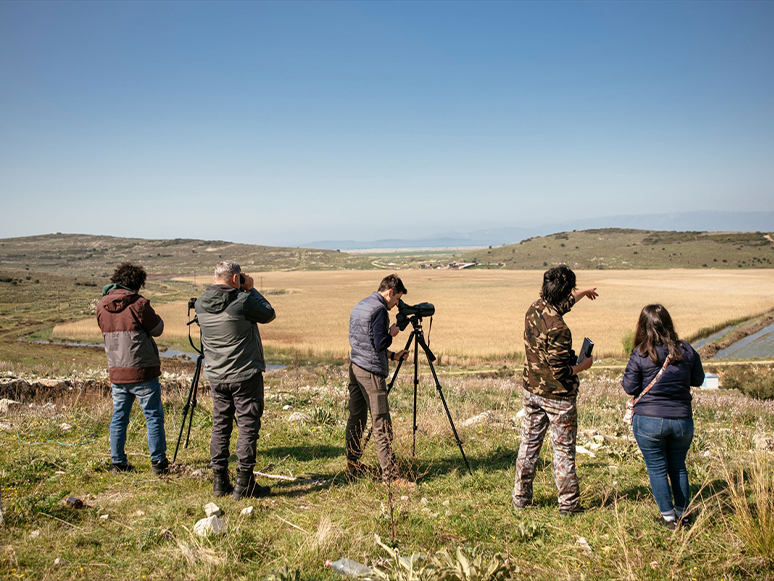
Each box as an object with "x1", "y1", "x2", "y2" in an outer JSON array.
[{"x1": 631, "y1": 355, "x2": 671, "y2": 407}]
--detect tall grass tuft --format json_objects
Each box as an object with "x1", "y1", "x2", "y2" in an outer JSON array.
[{"x1": 722, "y1": 454, "x2": 774, "y2": 563}]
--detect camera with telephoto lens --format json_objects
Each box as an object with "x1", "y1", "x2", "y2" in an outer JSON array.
[{"x1": 396, "y1": 299, "x2": 435, "y2": 331}]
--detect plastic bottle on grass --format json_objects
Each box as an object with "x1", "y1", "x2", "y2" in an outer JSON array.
[{"x1": 324, "y1": 558, "x2": 374, "y2": 578}]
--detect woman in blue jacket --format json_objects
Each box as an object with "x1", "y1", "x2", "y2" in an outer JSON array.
[{"x1": 622, "y1": 304, "x2": 705, "y2": 529}]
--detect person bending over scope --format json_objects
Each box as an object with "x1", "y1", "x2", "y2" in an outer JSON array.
[
  {"x1": 513, "y1": 265, "x2": 598, "y2": 515},
  {"x1": 345, "y1": 274, "x2": 412, "y2": 487},
  {"x1": 622, "y1": 304, "x2": 704, "y2": 529}
]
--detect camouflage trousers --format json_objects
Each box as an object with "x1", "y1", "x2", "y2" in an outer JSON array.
[{"x1": 513, "y1": 390, "x2": 580, "y2": 510}]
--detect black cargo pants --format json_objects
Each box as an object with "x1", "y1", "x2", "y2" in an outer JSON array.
[{"x1": 210, "y1": 373, "x2": 264, "y2": 473}]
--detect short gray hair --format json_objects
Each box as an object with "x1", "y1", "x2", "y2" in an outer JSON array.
[{"x1": 214, "y1": 260, "x2": 241, "y2": 282}]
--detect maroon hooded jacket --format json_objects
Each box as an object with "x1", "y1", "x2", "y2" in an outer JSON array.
[{"x1": 96, "y1": 289, "x2": 164, "y2": 384}]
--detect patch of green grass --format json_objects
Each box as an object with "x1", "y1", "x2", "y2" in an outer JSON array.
[{"x1": 1, "y1": 366, "x2": 773, "y2": 579}]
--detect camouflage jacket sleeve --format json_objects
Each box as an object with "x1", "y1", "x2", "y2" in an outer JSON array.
[
  {"x1": 545, "y1": 322, "x2": 575, "y2": 383},
  {"x1": 555, "y1": 294, "x2": 576, "y2": 317}
]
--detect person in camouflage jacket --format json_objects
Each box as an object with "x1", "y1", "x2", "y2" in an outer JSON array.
[{"x1": 513, "y1": 266, "x2": 598, "y2": 515}]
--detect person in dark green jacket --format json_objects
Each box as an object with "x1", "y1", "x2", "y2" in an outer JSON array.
[{"x1": 195, "y1": 260, "x2": 275, "y2": 500}]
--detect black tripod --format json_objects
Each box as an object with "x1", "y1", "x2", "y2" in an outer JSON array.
[
  {"x1": 172, "y1": 300, "x2": 204, "y2": 464},
  {"x1": 365, "y1": 315, "x2": 472, "y2": 474}
]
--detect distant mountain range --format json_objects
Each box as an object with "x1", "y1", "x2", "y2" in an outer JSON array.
[{"x1": 302, "y1": 211, "x2": 774, "y2": 250}]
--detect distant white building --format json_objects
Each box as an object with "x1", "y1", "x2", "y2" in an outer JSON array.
[{"x1": 700, "y1": 373, "x2": 719, "y2": 390}]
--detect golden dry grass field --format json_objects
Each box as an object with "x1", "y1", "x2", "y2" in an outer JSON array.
[{"x1": 53, "y1": 269, "x2": 774, "y2": 360}]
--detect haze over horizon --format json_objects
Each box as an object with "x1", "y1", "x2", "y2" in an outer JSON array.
[{"x1": 1, "y1": 2, "x2": 773, "y2": 247}]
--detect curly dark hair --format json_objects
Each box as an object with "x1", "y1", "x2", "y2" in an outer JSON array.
[
  {"x1": 110, "y1": 262, "x2": 147, "y2": 291},
  {"x1": 540, "y1": 265, "x2": 576, "y2": 307}
]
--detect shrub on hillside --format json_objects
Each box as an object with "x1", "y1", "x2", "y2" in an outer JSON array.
[
  {"x1": 621, "y1": 330, "x2": 635, "y2": 356},
  {"x1": 722, "y1": 367, "x2": 774, "y2": 400}
]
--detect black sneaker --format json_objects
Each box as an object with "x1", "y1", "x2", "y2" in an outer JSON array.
[
  {"x1": 559, "y1": 505, "x2": 586, "y2": 517},
  {"x1": 111, "y1": 462, "x2": 133, "y2": 474},
  {"x1": 654, "y1": 515, "x2": 677, "y2": 530},
  {"x1": 151, "y1": 458, "x2": 170, "y2": 476},
  {"x1": 677, "y1": 514, "x2": 692, "y2": 530}
]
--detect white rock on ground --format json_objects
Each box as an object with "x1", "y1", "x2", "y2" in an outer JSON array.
[
  {"x1": 0, "y1": 399, "x2": 20, "y2": 414},
  {"x1": 54, "y1": 558, "x2": 69, "y2": 566},
  {"x1": 133, "y1": 510, "x2": 145, "y2": 517},
  {"x1": 576, "y1": 537, "x2": 592, "y2": 553},
  {"x1": 515, "y1": 408, "x2": 527, "y2": 419},
  {"x1": 29, "y1": 530, "x2": 41, "y2": 539},
  {"x1": 288, "y1": 412, "x2": 312, "y2": 423},
  {"x1": 753, "y1": 433, "x2": 774, "y2": 451},
  {"x1": 193, "y1": 515, "x2": 227, "y2": 537},
  {"x1": 204, "y1": 502, "x2": 222, "y2": 517},
  {"x1": 462, "y1": 410, "x2": 495, "y2": 427},
  {"x1": 60, "y1": 423, "x2": 72, "y2": 431},
  {"x1": 100, "y1": 514, "x2": 109, "y2": 520},
  {"x1": 240, "y1": 506, "x2": 254, "y2": 516},
  {"x1": 576, "y1": 445, "x2": 596, "y2": 458}
]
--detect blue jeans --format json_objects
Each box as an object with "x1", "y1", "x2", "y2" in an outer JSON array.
[
  {"x1": 632, "y1": 414, "x2": 693, "y2": 516},
  {"x1": 110, "y1": 378, "x2": 167, "y2": 465}
]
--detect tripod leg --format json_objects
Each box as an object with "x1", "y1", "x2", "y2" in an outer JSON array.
[
  {"x1": 412, "y1": 334, "x2": 419, "y2": 458},
  {"x1": 363, "y1": 331, "x2": 414, "y2": 448},
  {"x1": 173, "y1": 355, "x2": 203, "y2": 463},
  {"x1": 386, "y1": 331, "x2": 414, "y2": 395},
  {"x1": 423, "y1": 348, "x2": 472, "y2": 475},
  {"x1": 184, "y1": 377, "x2": 198, "y2": 449}
]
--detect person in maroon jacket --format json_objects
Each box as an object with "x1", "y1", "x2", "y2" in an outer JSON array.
[{"x1": 96, "y1": 263, "x2": 168, "y2": 475}]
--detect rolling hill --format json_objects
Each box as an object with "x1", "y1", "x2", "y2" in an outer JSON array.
[
  {"x1": 0, "y1": 233, "x2": 374, "y2": 277},
  {"x1": 459, "y1": 229, "x2": 774, "y2": 270}
]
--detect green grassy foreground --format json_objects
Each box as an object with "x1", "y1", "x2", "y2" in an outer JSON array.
[{"x1": 1, "y1": 365, "x2": 773, "y2": 580}]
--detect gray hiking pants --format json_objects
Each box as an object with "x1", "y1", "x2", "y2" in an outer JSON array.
[
  {"x1": 345, "y1": 362, "x2": 399, "y2": 481},
  {"x1": 210, "y1": 373, "x2": 264, "y2": 473}
]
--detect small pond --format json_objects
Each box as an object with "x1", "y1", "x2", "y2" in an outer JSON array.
[
  {"x1": 20, "y1": 339, "x2": 286, "y2": 369},
  {"x1": 713, "y1": 322, "x2": 774, "y2": 360}
]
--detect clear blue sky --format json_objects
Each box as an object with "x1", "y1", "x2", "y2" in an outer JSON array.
[{"x1": 1, "y1": 1, "x2": 772, "y2": 245}]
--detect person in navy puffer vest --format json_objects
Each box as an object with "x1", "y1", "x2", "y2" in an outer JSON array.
[{"x1": 345, "y1": 274, "x2": 413, "y2": 487}]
